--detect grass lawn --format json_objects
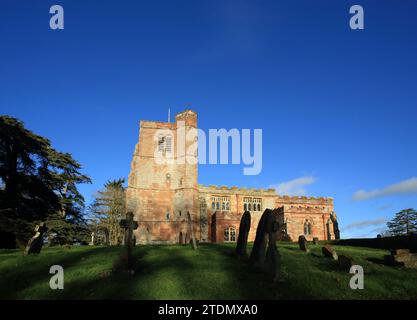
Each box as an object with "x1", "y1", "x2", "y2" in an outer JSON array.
[{"x1": 1, "y1": 243, "x2": 417, "y2": 300}]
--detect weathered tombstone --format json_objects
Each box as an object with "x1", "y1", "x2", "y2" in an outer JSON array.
[
  {"x1": 235, "y1": 211, "x2": 251, "y2": 259},
  {"x1": 330, "y1": 212, "x2": 341, "y2": 240},
  {"x1": 385, "y1": 249, "x2": 417, "y2": 269},
  {"x1": 24, "y1": 222, "x2": 48, "y2": 255},
  {"x1": 298, "y1": 235, "x2": 310, "y2": 252},
  {"x1": 187, "y1": 212, "x2": 198, "y2": 250},
  {"x1": 119, "y1": 212, "x2": 139, "y2": 271},
  {"x1": 265, "y1": 212, "x2": 281, "y2": 281},
  {"x1": 250, "y1": 209, "x2": 281, "y2": 281},
  {"x1": 313, "y1": 237, "x2": 319, "y2": 245},
  {"x1": 338, "y1": 254, "x2": 354, "y2": 270},
  {"x1": 322, "y1": 245, "x2": 338, "y2": 261}
]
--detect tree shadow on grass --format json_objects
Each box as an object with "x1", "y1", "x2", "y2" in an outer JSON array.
[{"x1": 0, "y1": 247, "x2": 121, "y2": 299}]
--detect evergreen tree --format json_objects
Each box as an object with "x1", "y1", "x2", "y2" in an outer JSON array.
[
  {"x1": 89, "y1": 178, "x2": 125, "y2": 246},
  {"x1": 386, "y1": 209, "x2": 417, "y2": 236},
  {"x1": 0, "y1": 116, "x2": 91, "y2": 247}
]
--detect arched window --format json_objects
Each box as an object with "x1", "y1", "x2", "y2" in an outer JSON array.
[
  {"x1": 304, "y1": 220, "x2": 312, "y2": 236},
  {"x1": 244, "y1": 203, "x2": 248, "y2": 211},
  {"x1": 257, "y1": 204, "x2": 261, "y2": 211},
  {"x1": 224, "y1": 227, "x2": 237, "y2": 242},
  {"x1": 212, "y1": 202, "x2": 215, "y2": 210}
]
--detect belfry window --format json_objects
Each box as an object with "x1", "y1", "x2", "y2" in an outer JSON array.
[
  {"x1": 224, "y1": 227, "x2": 237, "y2": 242},
  {"x1": 158, "y1": 135, "x2": 173, "y2": 153}
]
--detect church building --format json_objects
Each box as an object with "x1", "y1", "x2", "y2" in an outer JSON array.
[{"x1": 126, "y1": 110, "x2": 339, "y2": 244}]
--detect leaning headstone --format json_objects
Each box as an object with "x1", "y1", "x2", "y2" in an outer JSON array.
[
  {"x1": 187, "y1": 212, "x2": 198, "y2": 250},
  {"x1": 298, "y1": 235, "x2": 309, "y2": 252},
  {"x1": 265, "y1": 211, "x2": 281, "y2": 281},
  {"x1": 338, "y1": 254, "x2": 354, "y2": 270},
  {"x1": 250, "y1": 209, "x2": 281, "y2": 281},
  {"x1": 385, "y1": 249, "x2": 417, "y2": 269},
  {"x1": 250, "y1": 209, "x2": 271, "y2": 267},
  {"x1": 236, "y1": 211, "x2": 251, "y2": 259},
  {"x1": 322, "y1": 245, "x2": 338, "y2": 261},
  {"x1": 313, "y1": 238, "x2": 320, "y2": 245},
  {"x1": 24, "y1": 222, "x2": 48, "y2": 255},
  {"x1": 119, "y1": 212, "x2": 139, "y2": 271}
]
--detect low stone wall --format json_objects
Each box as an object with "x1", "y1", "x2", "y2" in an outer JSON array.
[{"x1": 329, "y1": 235, "x2": 417, "y2": 253}]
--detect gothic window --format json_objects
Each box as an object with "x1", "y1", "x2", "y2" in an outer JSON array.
[
  {"x1": 243, "y1": 197, "x2": 262, "y2": 212},
  {"x1": 166, "y1": 211, "x2": 170, "y2": 221},
  {"x1": 304, "y1": 220, "x2": 312, "y2": 236},
  {"x1": 216, "y1": 201, "x2": 220, "y2": 210},
  {"x1": 212, "y1": 202, "x2": 215, "y2": 210},
  {"x1": 224, "y1": 227, "x2": 237, "y2": 242}
]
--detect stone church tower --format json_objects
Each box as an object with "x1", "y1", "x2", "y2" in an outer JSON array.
[
  {"x1": 126, "y1": 110, "x2": 200, "y2": 244},
  {"x1": 127, "y1": 109, "x2": 338, "y2": 245}
]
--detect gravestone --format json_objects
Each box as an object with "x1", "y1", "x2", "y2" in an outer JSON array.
[
  {"x1": 338, "y1": 254, "x2": 354, "y2": 270},
  {"x1": 187, "y1": 212, "x2": 198, "y2": 250},
  {"x1": 330, "y1": 212, "x2": 341, "y2": 240},
  {"x1": 313, "y1": 238, "x2": 319, "y2": 245},
  {"x1": 322, "y1": 245, "x2": 338, "y2": 261},
  {"x1": 385, "y1": 249, "x2": 417, "y2": 269},
  {"x1": 24, "y1": 222, "x2": 48, "y2": 255},
  {"x1": 236, "y1": 211, "x2": 251, "y2": 259},
  {"x1": 119, "y1": 212, "x2": 139, "y2": 271},
  {"x1": 250, "y1": 209, "x2": 281, "y2": 280},
  {"x1": 298, "y1": 235, "x2": 309, "y2": 252}
]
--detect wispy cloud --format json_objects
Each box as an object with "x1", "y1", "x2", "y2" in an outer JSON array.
[
  {"x1": 271, "y1": 176, "x2": 316, "y2": 196},
  {"x1": 342, "y1": 218, "x2": 388, "y2": 232},
  {"x1": 353, "y1": 177, "x2": 417, "y2": 201},
  {"x1": 377, "y1": 204, "x2": 392, "y2": 211}
]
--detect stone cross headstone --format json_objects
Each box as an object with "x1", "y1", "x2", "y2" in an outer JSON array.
[
  {"x1": 236, "y1": 211, "x2": 251, "y2": 259},
  {"x1": 322, "y1": 245, "x2": 338, "y2": 261},
  {"x1": 24, "y1": 222, "x2": 48, "y2": 255},
  {"x1": 298, "y1": 235, "x2": 309, "y2": 252},
  {"x1": 187, "y1": 212, "x2": 198, "y2": 250},
  {"x1": 119, "y1": 212, "x2": 139, "y2": 270},
  {"x1": 313, "y1": 237, "x2": 319, "y2": 245}
]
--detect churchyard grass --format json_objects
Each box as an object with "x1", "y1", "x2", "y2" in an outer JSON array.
[{"x1": 1, "y1": 243, "x2": 417, "y2": 300}]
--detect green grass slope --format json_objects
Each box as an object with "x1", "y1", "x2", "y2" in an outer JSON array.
[{"x1": 1, "y1": 244, "x2": 416, "y2": 300}]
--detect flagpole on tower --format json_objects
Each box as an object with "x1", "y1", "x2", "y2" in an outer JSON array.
[{"x1": 168, "y1": 108, "x2": 171, "y2": 122}]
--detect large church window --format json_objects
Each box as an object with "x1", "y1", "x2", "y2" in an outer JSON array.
[{"x1": 304, "y1": 220, "x2": 312, "y2": 236}]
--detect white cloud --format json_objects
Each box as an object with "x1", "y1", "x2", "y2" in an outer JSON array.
[
  {"x1": 271, "y1": 176, "x2": 316, "y2": 196},
  {"x1": 353, "y1": 177, "x2": 417, "y2": 201},
  {"x1": 343, "y1": 218, "x2": 388, "y2": 232}
]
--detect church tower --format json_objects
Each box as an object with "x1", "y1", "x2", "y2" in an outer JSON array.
[{"x1": 126, "y1": 110, "x2": 199, "y2": 244}]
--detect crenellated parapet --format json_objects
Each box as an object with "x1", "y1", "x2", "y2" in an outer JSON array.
[{"x1": 198, "y1": 184, "x2": 277, "y2": 196}]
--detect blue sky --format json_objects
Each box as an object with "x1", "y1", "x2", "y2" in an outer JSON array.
[{"x1": 1, "y1": 0, "x2": 417, "y2": 238}]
